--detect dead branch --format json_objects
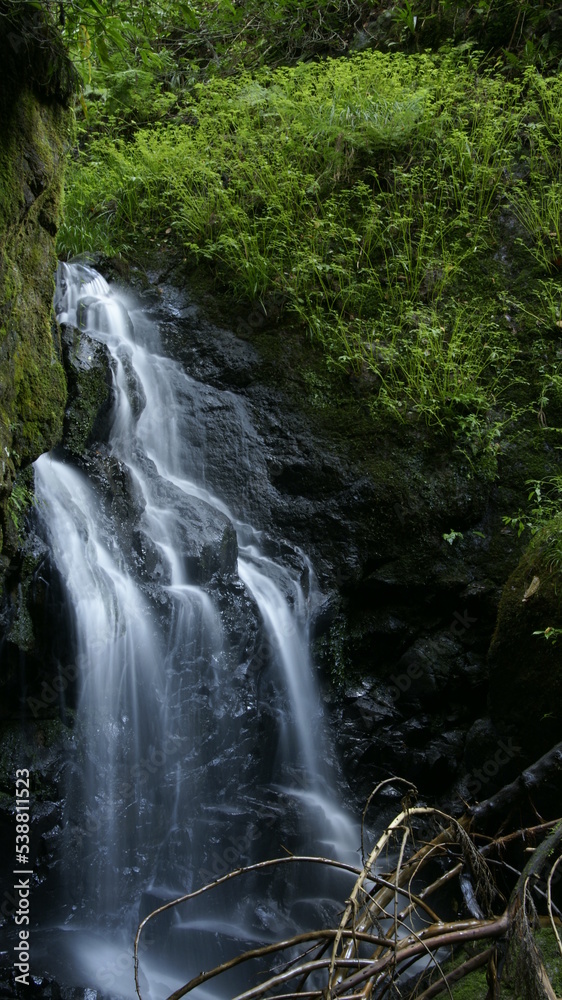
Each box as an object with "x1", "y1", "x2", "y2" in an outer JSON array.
[
  {"x1": 414, "y1": 946, "x2": 496, "y2": 1000},
  {"x1": 133, "y1": 755, "x2": 562, "y2": 1000},
  {"x1": 504, "y1": 822, "x2": 562, "y2": 1000},
  {"x1": 166, "y1": 929, "x2": 393, "y2": 1000},
  {"x1": 547, "y1": 856, "x2": 562, "y2": 958},
  {"x1": 470, "y1": 742, "x2": 562, "y2": 827},
  {"x1": 134, "y1": 854, "x2": 365, "y2": 999}
]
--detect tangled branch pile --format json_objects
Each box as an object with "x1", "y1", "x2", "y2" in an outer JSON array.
[{"x1": 135, "y1": 746, "x2": 562, "y2": 1000}]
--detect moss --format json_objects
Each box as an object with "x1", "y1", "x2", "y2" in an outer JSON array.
[
  {"x1": 0, "y1": 1, "x2": 76, "y2": 111},
  {"x1": 6, "y1": 586, "x2": 35, "y2": 651},
  {"x1": 449, "y1": 962, "x2": 488, "y2": 1000},
  {"x1": 426, "y1": 928, "x2": 562, "y2": 998},
  {"x1": 536, "y1": 926, "x2": 562, "y2": 993},
  {"x1": 0, "y1": 85, "x2": 72, "y2": 559},
  {"x1": 314, "y1": 616, "x2": 352, "y2": 693},
  {"x1": 488, "y1": 514, "x2": 562, "y2": 756}
]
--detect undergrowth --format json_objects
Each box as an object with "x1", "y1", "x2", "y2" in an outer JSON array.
[{"x1": 58, "y1": 44, "x2": 562, "y2": 461}]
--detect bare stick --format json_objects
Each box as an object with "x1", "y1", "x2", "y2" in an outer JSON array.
[
  {"x1": 165, "y1": 929, "x2": 395, "y2": 1000},
  {"x1": 414, "y1": 946, "x2": 496, "y2": 1000},
  {"x1": 330, "y1": 914, "x2": 510, "y2": 997},
  {"x1": 328, "y1": 807, "x2": 455, "y2": 991},
  {"x1": 231, "y1": 957, "x2": 382, "y2": 1000},
  {"x1": 547, "y1": 855, "x2": 562, "y2": 958},
  {"x1": 360, "y1": 777, "x2": 418, "y2": 863},
  {"x1": 134, "y1": 855, "x2": 362, "y2": 999}
]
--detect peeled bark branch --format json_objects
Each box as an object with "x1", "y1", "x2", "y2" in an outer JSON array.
[
  {"x1": 470, "y1": 742, "x2": 562, "y2": 827},
  {"x1": 414, "y1": 946, "x2": 496, "y2": 1000},
  {"x1": 134, "y1": 753, "x2": 562, "y2": 1000},
  {"x1": 134, "y1": 854, "x2": 363, "y2": 999}
]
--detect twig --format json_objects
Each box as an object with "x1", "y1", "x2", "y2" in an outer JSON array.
[
  {"x1": 231, "y1": 957, "x2": 379, "y2": 1000},
  {"x1": 414, "y1": 946, "x2": 496, "y2": 1000},
  {"x1": 546, "y1": 855, "x2": 562, "y2": 958},
  {"x1": 135, "y1": 769, "x2": 562, "y2": 1000},
  {"x1": 165, "y1": 929, "x2": 394, "y2": 1000},
  {"x1": 134, "y1": 854, "x2": 364, "y2": 999},
  {"x1": 329, "y1": 806, "x2": 460, "y2": 991},
  {"x1": 393, "y1": 828, "x2": 410, "y2": 952},
  {"x1": 330, "y1": 914, "x2": 510, "y2": 997},
  {"x1": 360, "y1": 777, "x2": 417, "y2": 864}
]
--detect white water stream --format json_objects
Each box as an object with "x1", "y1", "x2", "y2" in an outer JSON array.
[{"x1": 34, "y1": 262, "x2": 359, "y2": 998}]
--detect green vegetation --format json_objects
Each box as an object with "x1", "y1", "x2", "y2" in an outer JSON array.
[
  {"x1": 5, "y1": 0, "x2": 561, "y2": 473},
  {"x1": 57, "y1": 42, "x2": 562, "y2": 455},
  {"x1": 15, "y1": 0, "x2": 560, "y2": 82},
  {"x1": 503, "y1": 477, "x2": 562, "y2": 587},
  {"x1": 438, "y1": 928, "x2": 562, "y2": 998},
  {"x1": 7, "y1": 477, "x2": 35, "y2": 533},
  {"x1": 0, "y1": 34, "x2": 70, "y2": 557}
]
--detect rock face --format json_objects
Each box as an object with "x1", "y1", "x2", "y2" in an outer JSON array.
[
  {"x1": 0, "y1": 257, "x2": 559, "y2": 996},
  {"x1": 0, "y1": 5, "x2": 74, "y2": 566},
  {"x1": 488, "y1": 518, "x2": 562, "y2": 758},
  {"x1": 133, "y1": 274, "x2": 540, "y2": 799},
  {"x1": 0, "y1": 252, "x2": 555, "y2": 821},
  {"x1": 59, "y1": 322, "x2": 112, "y2": 456}
]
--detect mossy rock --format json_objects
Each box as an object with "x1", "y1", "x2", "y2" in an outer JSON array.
[
  {"x1": 488, "y1": 515, "x2": 562, "y2": 757},
  {"x1": 0, "y1": 82, "x2": 73, "y2": 561},
  {"x1": 60, "y1": 324, "x2": 112, "y2": 454},
  {"x1": 426, "y1": 928, "x2": 562, "y2": 998}
]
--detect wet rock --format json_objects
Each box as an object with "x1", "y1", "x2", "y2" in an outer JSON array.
[
  {"x1": 60, "y1": 325, "x2": 112, "y2": 455},
  {"x1": 463, "y1": 717, "x2": 503, "y2": 774},
  {"x1": 488, "y1": 518, "x2": 562, "y2": 758},
  {"x1": 393, "y1": 633, "x2": 467, "y2": 701},
  {"x1": 0, "y1": 43, "x2": 71, "y2": 569},
  {"x1": 144, "y1": 481, "x2": 238, "y2": 584},
  {"x1": 75, "y1": 447, "x2": 238, "y2": 584},
  {"x1": 109, "y1": 280, "x2": 530, "y2": 806},
  {"x1": 0, "y1": 530, "x2": 74, "y2": 718},
  {"x1": 0, "y1": 968, "x2": 105, "y2": 999}
]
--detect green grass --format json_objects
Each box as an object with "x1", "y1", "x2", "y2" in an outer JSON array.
[
  {"x1": 504, "y1": 477, "x2": 562, "y2": 584},
  {"x1": 58, "y1": 46, "x2": 562, "y2": 456}
]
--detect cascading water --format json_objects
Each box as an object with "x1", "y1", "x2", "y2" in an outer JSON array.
[{"x1": 34, "y1": 261, "x2": 359, "y2": 998}]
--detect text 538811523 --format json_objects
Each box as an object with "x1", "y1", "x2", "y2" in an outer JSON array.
[{"x1": 13, "y1": 769, "x2": 32, "y2": 986}]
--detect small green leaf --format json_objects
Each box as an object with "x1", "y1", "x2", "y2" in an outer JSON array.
[{"x1": 84, "y1": 0, "x2": 106, "y2": 15}]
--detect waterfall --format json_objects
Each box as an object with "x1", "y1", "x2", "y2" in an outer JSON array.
[{"x1": 34, "y1": 261, "x2": 358, "y2": 998}]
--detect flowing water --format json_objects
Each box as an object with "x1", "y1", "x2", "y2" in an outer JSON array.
[{"x1": 33, "y1": 262, "x2": 359, "y2": 998}]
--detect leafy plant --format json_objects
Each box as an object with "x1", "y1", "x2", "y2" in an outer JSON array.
[
  {"x1": 503, "y1": 480, "x2": 562, "y2": 581},
  {"x1": 7, "y1": 480, "x2": 36, "y2": 535},
  {"x1": 512, "y1": 180, "x2": 562, "y2": 272},
  {"x1": 57, "y1": 39, "x2": 562, "y2": 453},
  {"x1": 443, "y1": 529, "x2": 464, "y2": 545},
  {"x1": 533, "y1": 626, "x2": 562, "y2": 644},
  {"x1": 392, "y1": 0, "x2": 418, "y2": 37}
]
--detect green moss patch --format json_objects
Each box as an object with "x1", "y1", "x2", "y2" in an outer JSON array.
[
  {"x1": 0, "y1": 88, "x2": 72, "y2": 557},
  {"x1": 488, "y1": 512, "x2": 562, "y2": 755}
]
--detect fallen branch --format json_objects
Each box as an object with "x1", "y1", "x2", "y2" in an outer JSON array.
[
  {"x1": 133, "y1": 755, "x2": 562, "y2": 1000},
  {"x1": 470, "y1": 742, "x2": 562, "y2": 827},
  {"x1": 414, "y1": 946, "x2": 496, "y2": 1000}
]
